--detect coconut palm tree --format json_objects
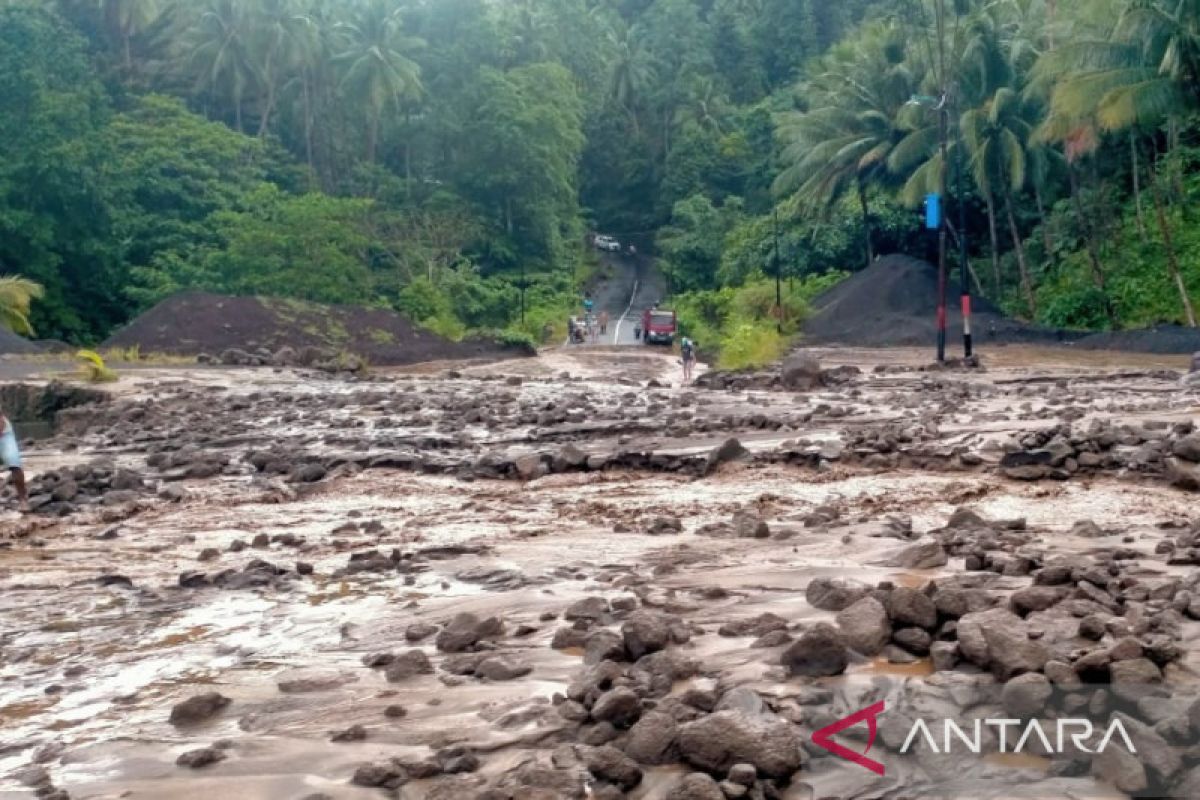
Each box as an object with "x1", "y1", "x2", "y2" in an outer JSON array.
[
  {"x1": 250, "y1": 0, "x2": 314, "y2": 139},
  {"x1": 0, "y1": 277, "x2": 44, "y2": 337},
  {"x1": 776, "y1": 22, "x2": 918, "y2": 268},
  {"x1": 335, "y1": 0, "x2": 424, "y2": 164},
  {"x1": 98, "y1": 0, "x2": 161, "y2": 77},
  {"x1": 960, "y1": 86, "x2": 1038, "y2": 314},
  {"x1": 1035, "y1": 0, "x2": 1200, "y2": 325},
  {"x1": 183, "y1": 0, "x2": 259, "y2": 133}
]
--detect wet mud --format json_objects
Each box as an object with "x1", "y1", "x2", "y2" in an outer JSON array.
[{"x1": 1, "y1": 346, "x2": 1199, "y2": 799}]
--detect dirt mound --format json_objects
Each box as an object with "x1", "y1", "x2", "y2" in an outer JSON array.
[
  {"x1": 103, "y1": 292, "x2": 533, "y2": 366},
  {"x1": 804, "y1": 255, "x2": 1070, "y2": 348},
  {"x1": 1072, "y1": 325, "x2": 1200, "y2": 355},
  {"x1": 0, "y1": 327, "x2": 45, "y2": 356}
]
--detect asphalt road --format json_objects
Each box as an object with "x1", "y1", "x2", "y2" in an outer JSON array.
[{"x1": 578, "y1": 253, "x2": 668, "y2": 346}]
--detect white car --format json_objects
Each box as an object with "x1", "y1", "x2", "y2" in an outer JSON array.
[{"x1": 594, "y1": 235, "x2": 621, "y2": 252}]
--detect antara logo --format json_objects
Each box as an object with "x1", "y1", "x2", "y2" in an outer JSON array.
[
  {"x1": 811, "y1": 701, "x2": 887, "y2": 776},
  {"x1": 811, "y1": 702, "x2": 1139, "y2": 776}
]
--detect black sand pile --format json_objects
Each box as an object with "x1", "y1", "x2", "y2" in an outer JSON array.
[
  {"x1": 0, "y1": 327, "x2": 45, "y2": 356},
  {"x1": 1073, "y1": 325, "x2": 1200, "y2": 354},
  {"x1": 803, "y1": 255, "x2": 1071, "y2": 347},
  {"x1": 103, "y1": 292, "x2": 532, "y2": 366}
]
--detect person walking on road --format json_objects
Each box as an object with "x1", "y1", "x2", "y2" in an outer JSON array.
[
  {"x1": 681, "y1": 337, "x2": 697, "y2": 384},
  {"x1": 1, "y1": 412, "x2": 29, "y2": 512}
]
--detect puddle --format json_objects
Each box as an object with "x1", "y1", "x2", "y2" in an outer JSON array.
[{"x1": 851, "y1": 657, "x2": 935, "y2": 678}]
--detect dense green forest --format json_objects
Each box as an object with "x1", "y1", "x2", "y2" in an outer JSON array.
[{"x1": 1, "y1": 0, "x2": 1199, "y2": 355}]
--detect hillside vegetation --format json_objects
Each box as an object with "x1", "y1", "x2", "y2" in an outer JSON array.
[{"x1": 1, "y1": 0, "x2": 1198, "y2": 354}]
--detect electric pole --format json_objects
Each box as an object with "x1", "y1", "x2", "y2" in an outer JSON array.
[
  {"x1": 934, "y1": 0, "x2": 949, "y2": 363},
  {"x1": 773, "y1": 208, "x2": 783, "y2": 333}
]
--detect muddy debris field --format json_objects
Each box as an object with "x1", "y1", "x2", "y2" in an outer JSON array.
[{"x1": 2, "y1": 346, "x2": 1200, "y2": 800}]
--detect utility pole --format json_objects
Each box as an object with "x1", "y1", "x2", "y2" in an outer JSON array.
[
  {"x1": 773, "y1": 208, "x2": 783, "y2": 333},
  {"x1": 934, "y1": 0, "x2": 949, "y2": 363},
  {"x1": 953, "y1": 86, "x2": 971, "y2": 359}
]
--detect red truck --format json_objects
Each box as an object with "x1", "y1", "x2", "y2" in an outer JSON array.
[{"x1": 641, "y1": 308, "x2": 677, "y2": 345}]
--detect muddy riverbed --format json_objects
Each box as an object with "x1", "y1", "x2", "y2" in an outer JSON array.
[{"x1": 2, "y1": 346, "x2": 1200, "y2": 799}]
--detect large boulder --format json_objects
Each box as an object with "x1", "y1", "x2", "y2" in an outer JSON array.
[
  {"x1": 591, "y1": 687, "x2": 643, "y2": 728},
  {"x1": 781, "y1": 353, "x2": 823, "y2": 390},
  {"x1": 623, "y1": 711, "x2": 678, "y2": 765},
  {"x1": 886, "y1": 587, "x2": 938, "y2": 630},
  {"x1": 622, "y1": 611, "x2": 671, "y2": 660},
  {"x1": 782, "y1": 623, "x2": 848, "y2": 677},
  {"x1": 676, "y1": 710, "x2": 803, "y2": 778},
  {"x1": 889, "y1": 539, "x2": 949, "y2": 569},
  {"x1": 806, "y1": 577, "x2": 870, "y2": 612},
  {"x1": 836, "y1": 596, "x2": 891, "y2": 656},
  {"x1": 581, "y1": 745, "x2": 643, "y2": 791},
  {"x1": 957, "y1": 608, "x2": 1050, "y2": 679}
]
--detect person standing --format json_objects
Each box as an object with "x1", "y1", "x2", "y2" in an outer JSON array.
[
  {"x1": 599, "y1": 310, "x2": 609, "y2": 336},
  {"x1": 681, "y1": 337, "x2": 697, "y2": 384},
  {"x1": 1, "y1": 412, "x2": 28, "y2": 512}
]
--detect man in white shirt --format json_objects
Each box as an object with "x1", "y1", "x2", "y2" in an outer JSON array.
[{"x1": 1, "y1": 414, "x2": 28, "y2": 512}]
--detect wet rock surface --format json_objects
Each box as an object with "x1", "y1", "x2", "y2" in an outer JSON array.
[{"x1": 2, "y1": 345, "x2": 1200, "y2": 798}]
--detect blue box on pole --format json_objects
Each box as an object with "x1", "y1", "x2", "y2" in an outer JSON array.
[{"x1": 925, "y1": 193, "x2": 941, "y2": 230}]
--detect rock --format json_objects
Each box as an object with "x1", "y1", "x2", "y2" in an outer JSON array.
[
  {"x1": 1078, "y1": 615, "x2": 1107, "y2": 640},
  {"x1": 1174, "y1": 434, "x2": 1200, "y2": 463},
  {"x1": 475, "y1": 656, "x2": 532, "y2": 681},
  {"x1": 835, "y1": 596, "x2": 891, "y2": 656},
  {"x1": 1092, "y1": 743, "x2": 1148, "y2": 794},
  {"x1": 781, "y1": 353, "x2": 823, "y2": 390},
  {"x1": 435, "y1": 613, "x2": 502, "y2": 652},
  {"x1": 437, "y1": 745, "x2": 480, "y2": 774},
  {"x1": 169, "y1": 692, "x2": 230, "y2": 726},
  {"x1": 1166, "y1": 458, "x2": 1200, "y2": 491},
  {"x1": 705, "y1": 438, "x2": 750, "y2": 474},
  {"x1": 514, "y1": 453, "x2": 548, "y2": 481},
  {"x1": 930, "y1": 641, "x2": 959, "y2": 671},
  {"x1": 623, "y1": 711, "x2": 678, "y2": 765},
  {"x1": 581, "y1": 745, "x2": 643, "y2": 791},
  {"x1": 665, "y1": 773, "x2": 724, "y2": 800},
  {"x1": 385, "y1": 650, "x2": 434, "y2": 682},
  {"x1": 957, "y1": 608, "x2": 1049, "y2": 679},
  {"x1": 889, "y1": 539, "x2": 948, "y2": 569},
  {"x1": 728, "y1": 763, "x2": 757, "y2": 786},
  {"x1": 584, "y1": 630, "x2": 627, "y2": 664},
  {"x1": 731, "y1": 511, "x2": 769, "y2": 539},
  {"x1": 331, "y1": 724, "x2": 368, "y2": 743},
  {"x1": 406, "y1": 622, "x2": 438, "y2": 642},
  {"x1": 291, "y1": 463, "x2": 326, "y2": 483},
  {"x1": 892, "y1": 627, "x2": 932, "y2": 655},
  {"x1": 676, "y1": 710, "x2": 803, "y2": 778},
  {"x1": 591, "y1": 687, "x2": 643, "y2": 728},
  {"x1": 176, "y1": 747, "x2": 225, "y2": 769},
  {"x1": 806, "y1": 577, "x2": 870, "y2": 611},
  {"x1": 1009, "y1": 586, "x2": 1067, "y2": 617},
  {"x1": 718, "y1": 613, "x2": 788, "y2": 638},
  {"x1": 782, "y1": 623, "x2": 848, "y2": 677},
  {"x1": 1109, "y1": 658, "x2": 1162, "y2": 688},
  {"x1": 646, "y1": 516, "x2": 683, "y2": 535},
  {"x1": 1112, "y1": 712, "x2": 1181, "y2": 782},
  {"x1": 622, "y1": 611, "x2": 673, "y2": 660},
  {"x1": 384, "y1": 704, "x2": 407, "y2": 718},
  {"x1": 1191, "y1": 351, "x2": 1200, "y2": 373},
  {"x1": 886, "y1": 587, "x2": 938, "y2": 630},
  {"x1": 564, "y1": 596, "x2": 610, "y2": 621},
  {"x1": 1000, "y1": 673, "x2": 1053, "y2": 717}
]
